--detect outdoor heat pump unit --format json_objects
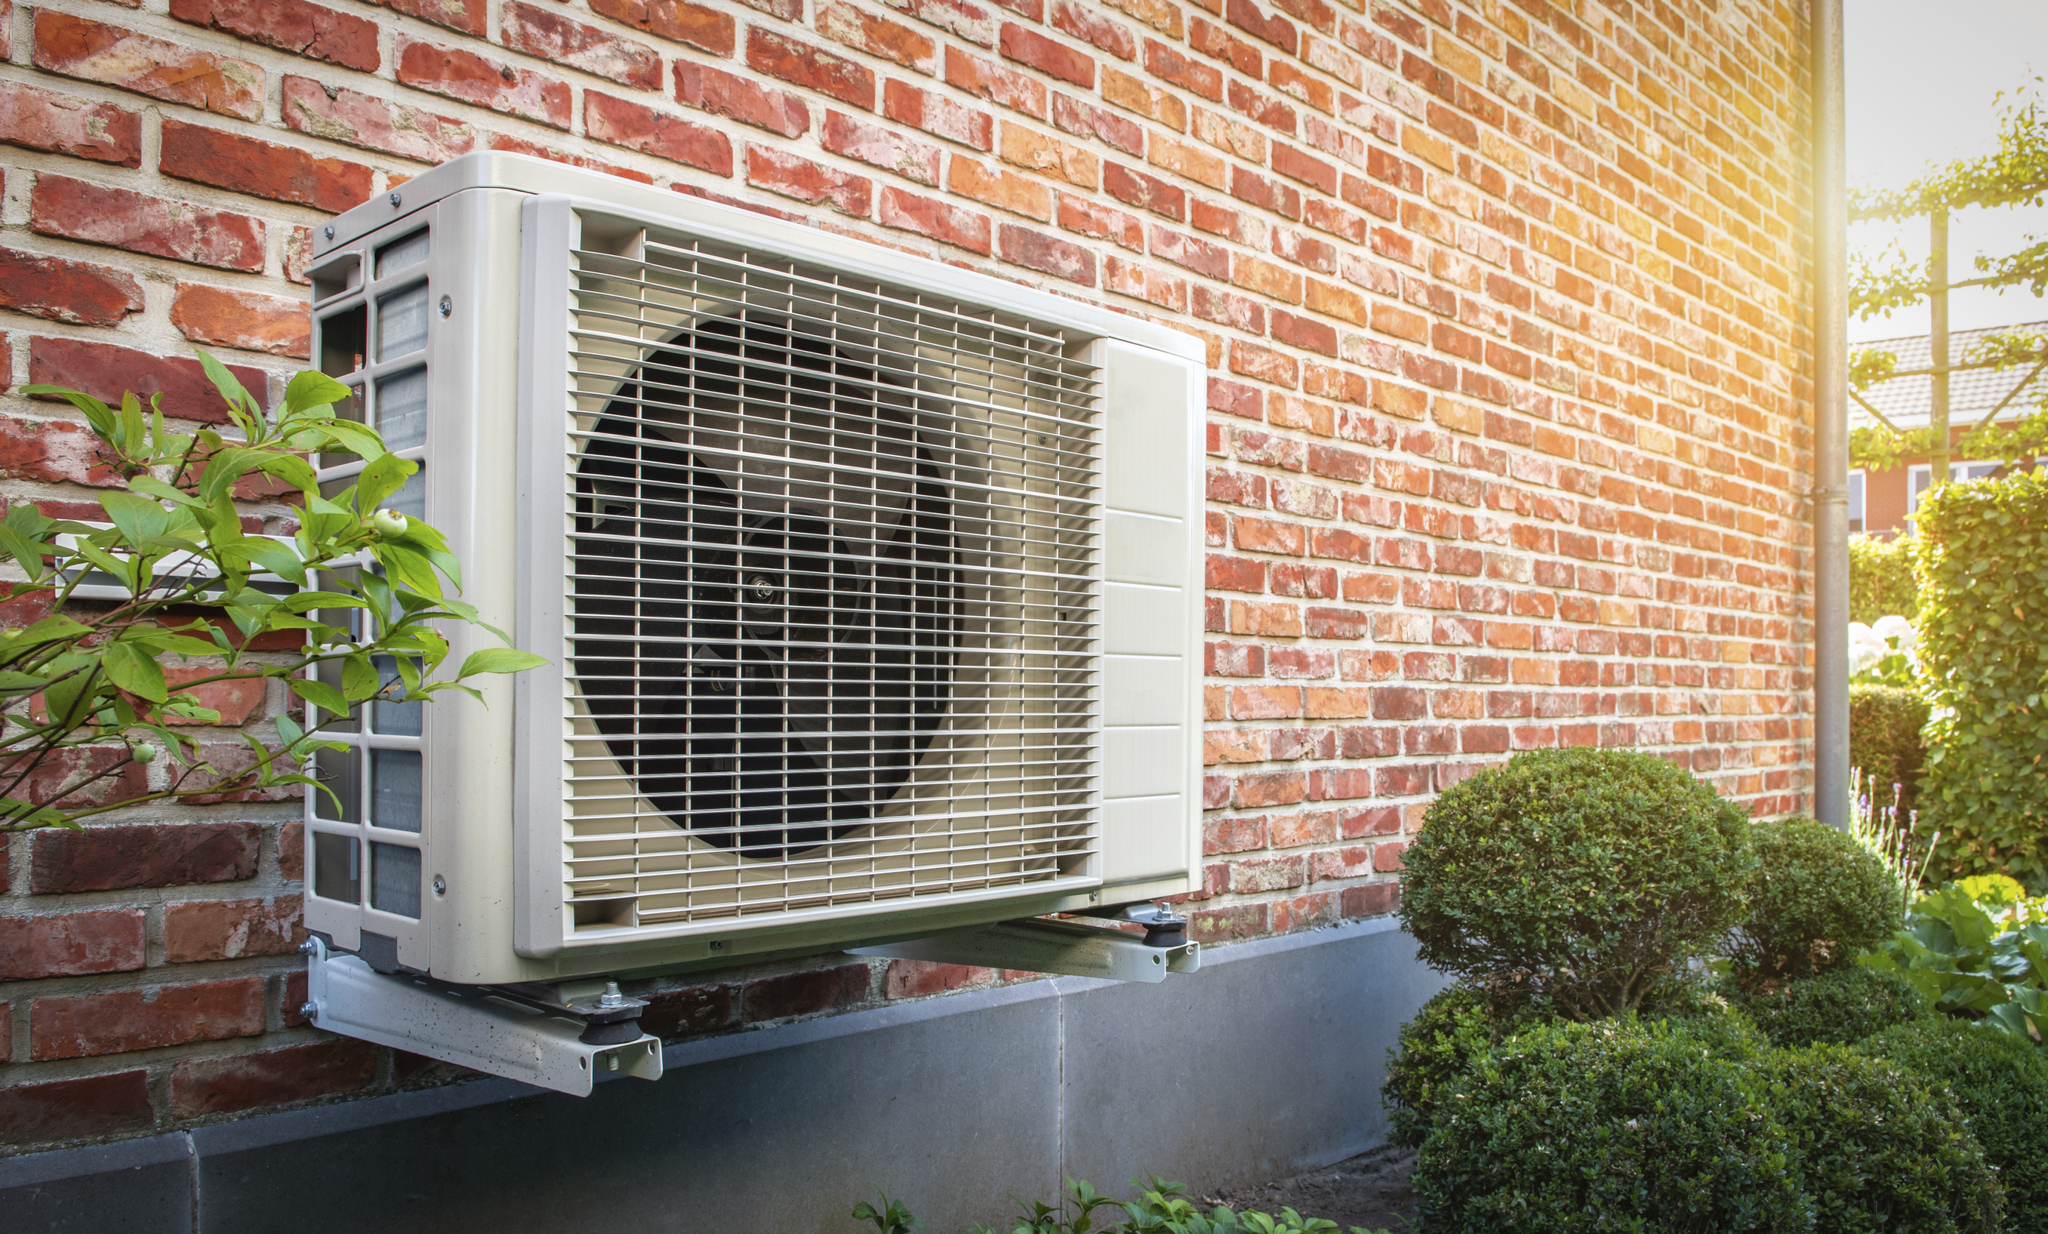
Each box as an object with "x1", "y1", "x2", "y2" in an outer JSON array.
[{"x1": 298, "y1": 153, "x2": 1205, "y2": 1094}]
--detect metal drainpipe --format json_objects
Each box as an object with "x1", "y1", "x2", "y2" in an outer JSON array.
[{"x1": 1812, "y1": 0, "x2": 1850, "y2": 827}]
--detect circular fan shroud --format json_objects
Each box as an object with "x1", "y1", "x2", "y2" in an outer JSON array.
[{"x1": 570, "y1": 316, "x2": 959, "y2": 862}]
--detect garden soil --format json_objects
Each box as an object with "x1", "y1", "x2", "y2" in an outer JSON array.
[{"x1": 1206, "y1": 1144, "x2": 1419, "y2": 1231}]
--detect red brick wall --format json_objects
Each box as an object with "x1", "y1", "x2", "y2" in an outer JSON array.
[{"x1": 0, "y1": 0, "x2": 1815, "y2": 1151}]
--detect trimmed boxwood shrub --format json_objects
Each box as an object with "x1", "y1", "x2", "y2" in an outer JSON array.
[
  {"x1": 1398, "y1": 748, "x2": 1756, "y2": 1019},
  {"x1": 1411, "y1": 1017, "x2": 1807, "y2": 1234},
  {"x1": 1915, "y1": 471, "x2": 2048, "y2": 887},
  {"x1": 1728, "y1": 817, "x2": 1903, "y2": 980},
  {"x1": 1766, "y1": 1043, "x2": 2003, "y2": 1234},
  {"x1": 1849, "y1": 532, "x2": 1919, "y2": 622},
  {"x1": 1383, "y1": 981, "x2": 1759, "y2": 1149},
  {"x1": 1729, "y1": 965, "x2": 1926, "y2": 1048},
  {"x1": 1862, "y1": 1016, "x2": 2048, "y2": 1234},
  {"x1": 1850, "y1": 684, "x2": 1930, "y2": 816}
]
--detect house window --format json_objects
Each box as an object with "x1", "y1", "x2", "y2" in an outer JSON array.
[
  {"x1": 1848, "y1": 470, "x2": 1864, "y2": 533},
  {"x1": 1908, "y1": 461, "x2": 2003, "y2": 514}
]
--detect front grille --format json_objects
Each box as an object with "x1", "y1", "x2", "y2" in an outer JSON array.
[{"x1": 554, "y1": 225, "x2": 1103, "y2": 927}]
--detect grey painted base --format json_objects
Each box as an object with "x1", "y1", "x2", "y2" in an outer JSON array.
[{"x1": 1, "y1": 919, "x2": 1443, "y2": 1233}]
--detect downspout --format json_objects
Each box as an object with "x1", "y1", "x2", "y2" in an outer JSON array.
[{"x1": 1812, "y1": 0, "x2": 1850, "y2": 826}]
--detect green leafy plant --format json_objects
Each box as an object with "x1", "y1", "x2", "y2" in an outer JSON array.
[
  {"x1": 854, "y1": 1189, "x2": 924, "y2": 1234},
  {"x1": 1862, "y1": 876, "x2": 2048, "y2": 1043},
  {"x1": 859, "y1": 1175, "x2": 1390, "y2": 1234},
  {"x1": 1397, "y1": 748, "x2": 1756, "y2": 1019},
  {"x1": 1728, "y1": 817, "x2": 1904, "y2": 981},
  {"x1": 1727, "y1": 965, "x2": 1927, "y2": 1049},
  {"x1": 1913, "y1": 470, "x2": 2048, "y2": 886},
  {"x1": 0, "y1": 355, "x2": 543, "y2": 832},
  {"x1": 1850, "y1": 686, "x2": 1932, "y2": 825},
  {"x1": 1380, "y1": 985, "x2": 1535, "y2": 1149},
  {"x1": 1863, "y1": 1015, "x2": 2048, "y2": 1232},
  {"x1": 1764, "y1": 1043, "x2": 2002, "y2": 1234},
  {"x1": 1412, "y1": 1016, "x2": 1807, "y2": 1234},
  {"x1": 1848, "y1": 533, "x2": 1919, "y2": 623}
]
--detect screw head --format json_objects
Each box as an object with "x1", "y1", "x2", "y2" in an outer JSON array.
[
  {"x1": 299, "y1": 1001, "x2": 319, "y2": 1019},
  {"x1": 438, "y1": 295, "x2": 452, "y2": 319},
  {"x1": 298, "y1": 939, "x2": 319, "y2": 956},
  {"x1": 322, "y1": 225, "x2": 336, "y2": 241},
  {"x1": 747, "y1": 575, "x2": 777, "y2": 601},
  {"x1": 432, "y1": 873, "x2": 447, "y2": 896},
  {"x1": 388, "y1": 191, "x2": 403, "y2": 208}
]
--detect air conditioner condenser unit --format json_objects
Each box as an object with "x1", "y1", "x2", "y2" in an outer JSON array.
[{"x1": 298, "y1": 153, "x2": 1204, "y2": 1092}]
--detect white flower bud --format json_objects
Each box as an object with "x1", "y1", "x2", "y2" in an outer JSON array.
[{"x1": 369, "y1": 509, "x2": 408, "y2": 537}]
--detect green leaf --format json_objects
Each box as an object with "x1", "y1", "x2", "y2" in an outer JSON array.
[
  {"x1": 355, "y1": 452, "x2": 416, "y2": 517},
  {"x1": 456, "y1": 648, "x2": 549, "y2": 678},
  {"x1": 289, "y1": 675, "x2": 352, "y2": 717},
  {"x1": 241, "y1": 537, "x2": 307, "y2": 585},
  {"x1": 99, "y1": 489, "x2": 169, "y2": 547},
  {"x1": 283, "y1": 370, "x2": 354, "y2": 418},
  {"x1": 194, "y1": 349, "x2": 262, "y2": 425},
  {"x1": 100, "y1": 640, "x2": 168, "y2": 703},
  {"x1": 20, "y1": 385, "x2": 115, "y2": 436},
  {"x1": 0, "y1": 525, "x2": 48, "y2": 581},
  {"x1": 128, "y1": 475, "x2": 204, "y2": 508},
  {"x1": 340, "y1": 653, "x2": 378, "y2": 702}
]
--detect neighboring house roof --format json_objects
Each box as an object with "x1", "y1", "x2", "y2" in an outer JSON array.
[{"x1": 1850, "y1": 319, "x2": 2048, "y2": 432}]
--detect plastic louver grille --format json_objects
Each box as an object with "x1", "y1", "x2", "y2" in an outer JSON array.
[{"x1": 557, "y1": 227, "x2": 1103, "y2": 928}]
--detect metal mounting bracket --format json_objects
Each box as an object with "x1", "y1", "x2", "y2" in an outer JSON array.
[
  {"x1": 301, "y1": 937, "x2": 662, "y2": 1097},
  {"x1": 851, "y1": 911, "x2": 1201, "y2": 983}
]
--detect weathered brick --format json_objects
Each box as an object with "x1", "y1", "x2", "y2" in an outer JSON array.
[
  {"x1": 34, "y1": 12, "x2": 264, "y2": 121},
  {"x1": 638, "y1": 983, "x2": 735, "y2": 1036},
  {"x1": 170, "y1": 284, "x2": 310, "y2": 359},
  {"x1": 29, "y1": 337, "x2": 268, "y2": 423},
  {"x1": 676, "y1": 62, "x2": 809, "y2": 137},
  {"x1": 281, "y1": 76, "x2": 477, "y2": 163},
  {"x1": 1000, "y1": 22, "x2": 1094, "y2": 86},
  {"x1": 170, "y1": 1040, "x2": 378, "y2": 1117},
  {"x1": 884, "y1": 79, "x2": 994, "y2": 149},
  {"x1": 160, "y1": 118, "x2": 373, "y2": 211},
  {"x1": 823, "y1": 109, "x2": 940, "y2": 184},
  {"x1": 945, "y1": 46, "x2": 1047, "y2": 117},
  {"x1": 999, "y1": 123, "x2": 1099, "y2": 188},
  {"x1": 31, "y1": 174, "x2": 264, "y2": 272},
  {"x1": 0, "y1": 82, "x2": 142, "y2": 166},
  {"x1": 0, "y1": 910, "x2": 145, "y2": 980},
  {"x1": 164, "y1": 895, "x2": 305, "y2": 962},
  {"x1": 586, "y1": 91, "x2": 732, "y2": 173},
  {"x1": 884, "y1": 959, "x2": 996, "y2": 998},
  {"x1": 746, "y1": 146, "x2": 873, "y2": 215},
  {"x1": 999, "y1": 223, "x2": 1095, "y2": 284},
  {"x1": 32, "y1": 823, "x2": 260, "y2": 895},
  {"x1": 748, "y1": 28, "x2": 877, "y2": 110},
  {"x1": 0, "y1": 1071, "x2": 153, "y2": 1146},
  {"x1": 169, "y1": 0, "x2": 379, "y2": 73},
  {"x1": 373, "y1": 0, "x2": 486, "y2": 35},
  {"x1": 879, "y1": 186, "x2": 993, "y2": 254},
  {"x1": 0, "y1": 247, "x2": 142, "y2": 326},
  {"x1": 32, "y1": 978, "x2": 265, "y2": 1060},
  {"x1": 489, "y1": 132, "x2": 656, "y2": 183},
  {"x1": 818, "y1": 0, "x2": 938, "y2": 74},
  {"x1": 740, "y1": 964, "x2": 870, "y2": 1022},
  {"x1": 396, "y1": 36, "x2": 572, "y2": 129},
  {"x1": 503, "y1": 2, "x2": 660, "y2": 91}
]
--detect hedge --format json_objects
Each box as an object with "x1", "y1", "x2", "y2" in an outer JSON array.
[
  {"x1": 1849, "y1": 532, "x2": 1918, "y2": 623},
  {"x1": 1914, "y1": 471, "x2": 2048, "y2": 887},
  {"x1": 1849, "y1": 684, "x2": 1929, "y2": 818}
]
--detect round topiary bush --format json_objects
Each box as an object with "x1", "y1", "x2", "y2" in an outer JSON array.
[
  {"x1": 1380, "y1": 985, "x2": 1536, "y2": 1149},
  {"x1": 1730, "y1": 964, "x2": 1927, "y2": 1048},
  {"x1": 1411, "y1": 1016, "x2": 1807, "y2": 1234},
  {"x1": 1383, "y1": 981, "x2": 1760, "y2": 1149},
  {"x1": 1397, "y1": 747, "x2": 1756, "y2": 1019},
  {"x1": 1766, "y1": 1043, "x2": 2003, "y2": 1234},
  {"x1": 1862, "y1": 1017, "x2": 2048, "y2": 1233},
  {"x1": 1729, "y1": 817, "x2": 1904, "y2": 980}
]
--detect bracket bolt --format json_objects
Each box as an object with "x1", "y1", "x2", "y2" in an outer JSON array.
[
  {"x1": 299, "y1": 1002, "x2": 319, "y2": 1019},
  {"x1": 322, "y1": 225, "x2": 336, "y2": 241},
  {"x1": 298, "y1": 939, "x2": 319, "y2": 956},
  {"x1": 432, "y1": 873, "x2": 447, "y2": 896},
  {"x1": 389, "y1": 191, "x2": 403, "y2": 208},
  {"x1": 598, "y1": 981, "x2": 625, "y2": 1009}
]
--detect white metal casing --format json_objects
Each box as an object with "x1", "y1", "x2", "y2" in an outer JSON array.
[{"x1": 305, "y1": 154, "x2": 1203, "y2": 984}]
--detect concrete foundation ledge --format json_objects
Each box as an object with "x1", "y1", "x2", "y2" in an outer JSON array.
[{"x1": 0, "y1": 918, "x2": 1442, "y2": 1233}]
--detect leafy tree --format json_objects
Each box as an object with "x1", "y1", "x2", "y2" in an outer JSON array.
[
  {"x1": 0, "y1": 353, "x2": 542, "y2": 833},
  {"x1": 1850, "y1": 90, "x2": 2048, "y2": 477}
]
